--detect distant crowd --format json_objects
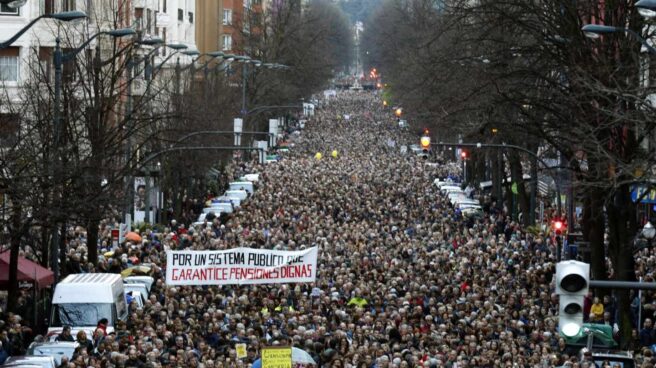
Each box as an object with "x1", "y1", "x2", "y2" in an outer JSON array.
[{"x1": 3, "y1": 91, "x2": 656, "y2": 367}]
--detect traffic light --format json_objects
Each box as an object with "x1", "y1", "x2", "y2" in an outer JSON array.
[
  {"x1": 395, "y1": 108, "x2": 403, "y2": 117},
  {"x1": 420, "y1": 136, "x2": 431, "y2": 149},
  {"x1": 553, "y1": 218, "x2": 565, "y2": 235},
  {"x1": 555, "y1": 260, "x2": 589, "y2": 337},
  {"x1": 460, "y1": 150, "x2": 468, "y2": 159},
  {"x1": 420, "y1": 136, "x2": 431, "y2": 159},
  {"x1": 423, "y1": 128, "x2": 429, "y2": 135}
]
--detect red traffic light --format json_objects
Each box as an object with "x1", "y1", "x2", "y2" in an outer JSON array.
[
  {"x1": 460, "y1": 151, "x2": 468, "y2": 159},
  {"x1": 554, "y1": 221, "x2": 563, "y2": 230},
  {"x1": 423, "y1": 128, "x2": 429, "y2": 135}
]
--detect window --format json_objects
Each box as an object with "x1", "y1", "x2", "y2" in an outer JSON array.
[
  {"x1": 162, "y1": 29, "x2": 167, "y2": 56},
  {"x1": 154, "y1": 11, "x2": 159, "y2": 36},
  {"x1": 40, "y1": 0, "x2": 54, "y2": 15},
  {"x1": 188, "y1": 11, "x2": 193, "y2": 23},
  {"x1": 0, "y1": 3, "x2": 19, "y2": 15},
  {"x1": 177, "y1": 8, "x2": 183, "y2": 21},
  {"x1": 147, "y1": 9, "x2": 153, "y2": 33},
  {"x1": 0, "y1": 113, "x2": 19, "y2": 148},
  {"x1": 223, "y1": 9, "x2": 232, "y2": 25},
  {"x1": 222, "y1": 34, "x2": 232, "y2": 51},
  {"x1": 0, "y1": 48, "x2": 19, "y2": 82},
  {"x1": 62, "y1": 0, "x2": 75, "y2": 12},
  {"x1": 38, "y1": 46, "x2": 53, "y2": 82}
]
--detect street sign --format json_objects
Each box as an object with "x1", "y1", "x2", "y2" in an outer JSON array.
[
  {"x1": 111, "y1": 229, "x2": 119, "y2": 248},
  {"x1": 119, "y1": 222, "x2": 129, "y2": 247}
]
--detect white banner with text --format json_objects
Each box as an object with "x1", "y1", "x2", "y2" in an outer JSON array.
[{"x1": 166, "y1": 247, "x2": 318, "y2": 285}]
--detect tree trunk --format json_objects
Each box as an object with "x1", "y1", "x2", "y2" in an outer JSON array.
[
  {"x1": 491, "y1": 150, "x2": 501, "y2": 207},
  {"x1": 7, "y1": 201, "x2": 22, "y2": 313},
  {"x1": 40, "y1": 224, "x2": 50, "y2": 268},
  {"x1": 606, "y1": 183, "x2": 638, "y2": 349},
  {"x1": 585, "y1": 190, "x2": 607, "y2": 282},
  {"x1": 508, "y1": 151, "x2": 530, "y2": 226},
  {"x1": 86, "y1": 216, "x2": 100, "y2": 266},
  {"x1": 59, "y1": 223, "x2": 67, "y2": 277}
]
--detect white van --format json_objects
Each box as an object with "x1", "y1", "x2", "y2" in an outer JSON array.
[
  {"x1": 48, "y1": 273, "x2": 127, "y2": 341},
  {"x1": 224, "y1": 190, "x2": 248, "y2": 201},
  {"x1": 229, "y1": 181, "x2": 254, "y2": 194}
]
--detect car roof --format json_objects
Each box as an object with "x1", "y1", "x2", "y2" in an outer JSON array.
[
  {"x1": 29, "y1": 342, "x2": 78, "y2": 348},
  {"x1": 6, "y1": 356, "x2": 56, "y2": 362}
]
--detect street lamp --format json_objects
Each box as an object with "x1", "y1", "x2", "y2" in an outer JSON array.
[
  {"x1": 636, "y1": 0, "x2": 656, "y2": 18},
  {"x1": 0, "y1": 0, "x2": 26, "y2": 8},
  {"x1": 581, "y1": 24, "x2": 656, "y2": 54},
  {"x1": 0, "y1": 10, "x2": 87, "y2": 49},
  {"x1": 51, "y1": 27, "x2": 135, "y2": 281},
  {"x1": 235, "y1": 55, "x2": 254, "y2": 115}
]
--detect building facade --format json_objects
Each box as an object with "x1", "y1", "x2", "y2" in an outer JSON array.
[{"x1": 195, "y1": 0, "x2": 267, "y2": 56}]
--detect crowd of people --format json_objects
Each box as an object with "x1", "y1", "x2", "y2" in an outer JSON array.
[{"x1": 3, "y1": 90, "x2": 656, "y2": 367}]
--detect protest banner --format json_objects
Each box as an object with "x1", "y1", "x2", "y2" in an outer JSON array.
[
  {"x1": 165, "y1": 247, "x2": 318, "y2": 285},
  {"x1": 235, "y1": 343, "x2": 247, "y2": 359},
  {"x1": 261, "y1": 347, "x2": 292, "y2": 368}
]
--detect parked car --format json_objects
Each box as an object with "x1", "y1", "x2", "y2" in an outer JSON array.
[
  {"x1": 229, "y1": 181, "x2": 254, "y2": 194},
  {"x1": 214, "y1": 196, "x2": 241, "y2": 208},
  {"x1": 224, "y1": 190, "x2": 248, "y2": 201},
  {"x1": 124, "y1": 283, "x2": 148, "y2": 301},
  {"x1": 3, "y1": 356, "x2": 56, "y2": 368},
  {"x1": 123, "y1": 276, "x2": 154, "y2": 293},
  {"x1": 125, "y1": 290, "x2": 145, "y2": 309},
  {"x1": 204, "y1": 203, "x2": 233, "y2": 214},
  {"x1": 240, "y1": 173, "x2": 260, "y2": 182},
  {"x1": 26, "y1": 342, "x2": 78, "y2": 366}
]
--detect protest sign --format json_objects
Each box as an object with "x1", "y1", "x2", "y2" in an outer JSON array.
[
  {"x1": 236, "y1": 343, "x2": 247, "y2": 359},
  {"x1": 262, "y1": 347, "x2": 292, "y2": 368},
  {"x1": 165, "y1": 247, "x2": 318, "y2": 285}
]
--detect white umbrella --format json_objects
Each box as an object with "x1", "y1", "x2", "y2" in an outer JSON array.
[{"x1": 292, "y1": 347, "x2": 316, "y2": 365}]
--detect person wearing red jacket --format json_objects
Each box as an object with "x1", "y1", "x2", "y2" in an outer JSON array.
[{"x1": 97, "y1": 318, "x2": 108, "y2": 336}]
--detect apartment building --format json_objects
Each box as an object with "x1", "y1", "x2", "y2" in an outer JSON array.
[
  {"x1": 0, "y1": 0, "x2": 196, "y2": 93},
  {"x1": 195, "y1": 0, "x2": 265, "y2": 56}
]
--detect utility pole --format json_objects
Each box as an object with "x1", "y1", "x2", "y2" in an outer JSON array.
[
  {"x1": 123, "y1": 52, "x2": 135, "y2": 225},
  {"x1": 51, "y1": 36, "x2": 63, "y2": 283}
]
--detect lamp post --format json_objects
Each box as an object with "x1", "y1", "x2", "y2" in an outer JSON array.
[
  {"x1": 0, "y1": 0, "x2": 26, "y2": 8},
  {"x1": 643, "y1": 222, "x2": 656, "y2": 248},
  {"x1": 581, "y1": 24, "x2": 656, "y2": 54},
  {"x1": 636, "y1": 0, "x2": 656, "y2": 19},
  {"x1": 235, "y1": 55, "x2": 252, "y2": 116},
  {"x1": 51, "y1": 27, "x2": 135, "y2": 282},
  {"x1": 0, "y1": 10, "x2": 87, "y2": 49},
  {"x1": 143, "y1": 161, "x2": 161, "y2": 224}
]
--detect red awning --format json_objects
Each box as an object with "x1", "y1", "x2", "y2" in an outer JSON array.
[{"x1": 0, "y1": 251, "x2": 54, "y2": 289}]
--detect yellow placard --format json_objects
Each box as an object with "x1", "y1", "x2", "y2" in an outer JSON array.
[
  {"x1": 236, "y1": 343, "x2": 247, "y2": 359},
  {"x1": 262, "y1": 347, "x2": 292, "y2": 368}
]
